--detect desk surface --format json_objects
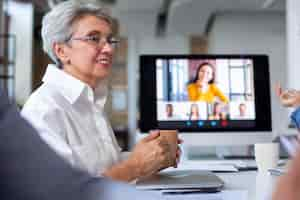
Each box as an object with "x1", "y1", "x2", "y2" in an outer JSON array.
[
  {"x1": 217, "y1": 171, "x2": 278, "y2": 200},
  {"x1": 176, "y1": 159, "x2": 281, "y2": 200}
]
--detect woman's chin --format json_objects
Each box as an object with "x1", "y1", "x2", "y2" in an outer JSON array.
[
  {"x1": 198, "y1": 79, "x2": 209, "y2": 84},
  {"x1": 94, "y1": 69, "x2": 110, "y2": 80}
]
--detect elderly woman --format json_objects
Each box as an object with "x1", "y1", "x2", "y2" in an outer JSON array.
[{"x1": 22, "y1": 1, "x2": 178, "y2": 182}]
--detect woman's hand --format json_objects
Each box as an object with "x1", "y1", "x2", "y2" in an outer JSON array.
[
  {"x1": 103, "y1": 131, "x2": 183, "y2": 182},
  {"x1": 275, "y1": 83, "x2": 300, "y2": 108},
  {"x1": 127, "y1": 130, "x2": 174, "y2": 178}
]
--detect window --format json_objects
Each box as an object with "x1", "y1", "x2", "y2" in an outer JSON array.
[{"x1": 228, "y1": 59, "x2": 254, "y2": 101}]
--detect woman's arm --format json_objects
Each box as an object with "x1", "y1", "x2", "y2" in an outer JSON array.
[
  {"x1": 102, "y1": 158, "x2": 141, "y2": 182},
  {"x1": 212, "y1": 84, "x2": 229, "y2": 103}
]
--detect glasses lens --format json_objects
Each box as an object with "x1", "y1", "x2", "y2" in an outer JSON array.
[{"x1": 108, "y1": 37, "x2": 119, "y2": 48}]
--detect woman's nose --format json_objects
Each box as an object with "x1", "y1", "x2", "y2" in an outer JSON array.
[{"x1": 101, "y1": 42, "x2": 113, "y2": 53}]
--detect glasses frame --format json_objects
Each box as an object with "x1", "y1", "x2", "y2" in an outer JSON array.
[{"x1": 68, "y1": 35, "x2": 120, "y2": 48}]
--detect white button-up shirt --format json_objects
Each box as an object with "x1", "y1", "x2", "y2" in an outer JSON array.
[{"x1": 21, "y1": 64, "x2": 121, "y2": 176}]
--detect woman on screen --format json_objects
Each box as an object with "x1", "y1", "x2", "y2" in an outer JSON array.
[
  {"x1": 208, "y1": 102, "x2": 228, "y2": 120},
  {"x1": 189, "y1": 103, "x2": 200, "y2": 120},
  {"x1": 164, "y1": 103, "x2": 178, "y2": 120},
  {"x1": 187, "y1": 62, "x2": 229, "y2": 103}
]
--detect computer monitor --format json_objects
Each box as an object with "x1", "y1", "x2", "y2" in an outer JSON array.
[{"x1": 139, "y1": 55, "x2": 272, "y2": 146}]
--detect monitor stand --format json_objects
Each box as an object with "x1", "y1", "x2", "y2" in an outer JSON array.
[
  {"x1": 181, "y1": 145, "x2": 254, "y2": 161},
  {"x1": 179, "y1": 145, "x2": 257, "y2": 171}
]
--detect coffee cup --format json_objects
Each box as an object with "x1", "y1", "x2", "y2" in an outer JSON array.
[
  {"x1": 159, "y1": 130, "x2": 178, "y2": 166},
  {"x1": 254, "y1": 143, "x2": 279, "y2": 172}
]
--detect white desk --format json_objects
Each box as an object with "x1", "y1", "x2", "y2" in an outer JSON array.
[
  {"x1": 147, "y1": 171, "x2": 279, "y2": 200},
  {"x1": 217, "y1": 171, "x2": 278, "y2": 200}
]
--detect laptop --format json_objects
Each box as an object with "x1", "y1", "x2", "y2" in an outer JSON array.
[{"x1": 136, "y1": 170, "x2": 224, "y2": 192}]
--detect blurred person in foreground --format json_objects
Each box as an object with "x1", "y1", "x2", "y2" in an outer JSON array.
[
  {"x1": 272, "y1": 83, "x2": 300, "y2": 200},
  {"x1": 21, "y1": 1, "x2": 180, "y2": 182},
  {"x1": 272, "y1": 147, "x2": 300, "y2": 200},
  {"x1": 0, "y1": 89, "x2": 158, "y2": 200}
]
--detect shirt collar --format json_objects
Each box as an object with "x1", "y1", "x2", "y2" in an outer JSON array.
[{"x1": 42, "y1": 64, "x2": 107, "y2": 107}]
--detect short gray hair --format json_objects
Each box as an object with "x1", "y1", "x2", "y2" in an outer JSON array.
[{"x1": 41, "y1": 1, "x2": 114, "y2": 66}]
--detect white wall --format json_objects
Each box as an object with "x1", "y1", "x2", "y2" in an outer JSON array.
[
  {"x1": 0, "y1": 1, "x2": 3, "y2": 34},
  {"x1": 137, "y1": 35, "x2": 189, "y2": 54},
  {"x1": 287, "y1": 0, "x2": 300, "y2": 90},
  {"x1": 0, "y1": 1, "x2": 4, "y2": 56},
  {"x1": 7, "y1": 2, "x2": 33, "y2": 104},
  {"x1": 208, "y1": 12, "x2": 291, "y2": 137}
]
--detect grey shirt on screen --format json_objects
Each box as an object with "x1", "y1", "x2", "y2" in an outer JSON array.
[{"x1": 0, "y1": 89, "x2": 157, "y2": 200}]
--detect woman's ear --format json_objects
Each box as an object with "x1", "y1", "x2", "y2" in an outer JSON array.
[{"x1": 53, "y1": 42, "x2": 70, "y2": 65}]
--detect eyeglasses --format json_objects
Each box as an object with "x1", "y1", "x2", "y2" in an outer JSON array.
[{"x1": 69, "y1": 35, "x2": 120, "y2": 48}]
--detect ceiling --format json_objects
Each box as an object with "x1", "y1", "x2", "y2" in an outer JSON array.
[
  {"x1": 113, "y1": 0, "x2": 285, "y2": 36},
  {"x1": 14, "y1": 0, "x2": 286, "y2": 37},
  {"x1": 166, "y1": 0, "x2": 285, "y2": 36}
]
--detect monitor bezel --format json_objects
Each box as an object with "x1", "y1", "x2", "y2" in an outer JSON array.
[{"x1": 139, "y1": 54, "x2": 272, "y2": 133}]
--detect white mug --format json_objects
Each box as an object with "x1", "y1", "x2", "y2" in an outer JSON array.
[{"x1": 254, "y1": 143, "x2": 279, "y2": 172}]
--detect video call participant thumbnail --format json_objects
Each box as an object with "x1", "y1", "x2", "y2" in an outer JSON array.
[{"x1": 187, "y1": 62, "x2": 229, "y2": 103}]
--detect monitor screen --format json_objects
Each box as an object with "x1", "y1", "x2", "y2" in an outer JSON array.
[{"x1": 139, "y1": 55, "x2": 271, "y2": 133}]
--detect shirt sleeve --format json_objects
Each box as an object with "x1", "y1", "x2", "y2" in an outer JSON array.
[
  {"x1": 187, "y1": 84, "x2": 198, "y2": 101},
  {"x1": 212, "y1": 84, "x2": 229, "y2": 103},
  {"x1": 291, "y1": 107, "x2": 300, "y2": 129},
  {"x1": 104, "y1": 117, "x2": 122, "y2": 159},
  {"x1": 21, "y1": 106, "x2": 76, "y2": 166}
]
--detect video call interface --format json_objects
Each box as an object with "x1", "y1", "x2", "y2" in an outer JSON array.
[{"x1": 156, "y1": 58, "x2": 256, "y2": 128}]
